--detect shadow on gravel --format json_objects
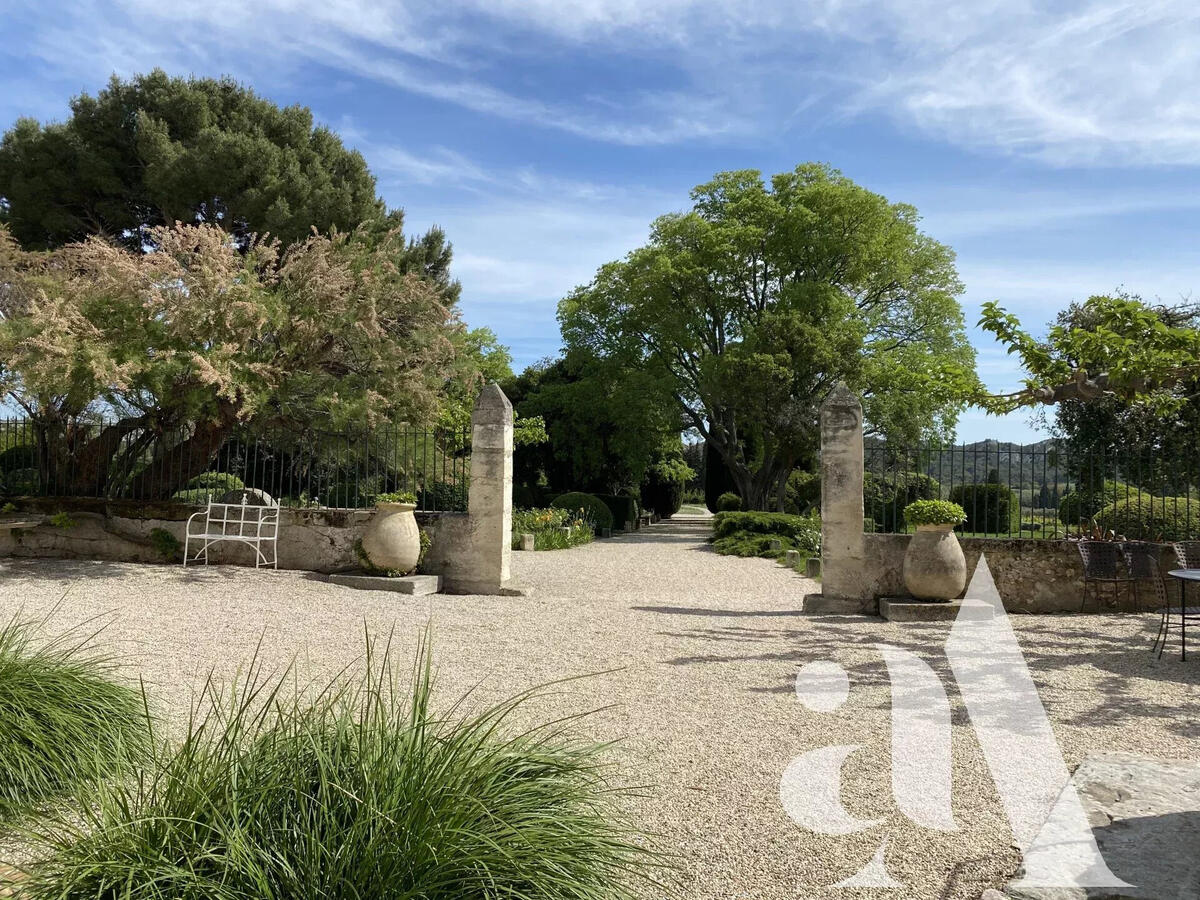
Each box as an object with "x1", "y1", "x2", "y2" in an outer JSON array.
[
  {"x1": 631, "y1": 605, "x2": 806, "y2": 618},
  {"x1": 652, "y1": 613, "x2": 1200, "y2": 738}
]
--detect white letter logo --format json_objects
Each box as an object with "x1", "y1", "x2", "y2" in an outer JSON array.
[{"x1": 779, "y1": 556, "x2": 1130, "y2": 891}]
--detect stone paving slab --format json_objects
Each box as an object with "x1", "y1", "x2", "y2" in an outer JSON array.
[
  {"x1": 1005, "y1": 752, "x2": 1200, "y2": 900},
  {"x1": 880, "y1": 597, "x2": 967, "y2": 622},
  {"x1": 326, "y1": 573, "x2": 442, "y2": 595}
]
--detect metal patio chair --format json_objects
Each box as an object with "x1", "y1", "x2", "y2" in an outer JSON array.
[
  {"x1": 1172, "y1": 541, "x2": 1200, "y2": 569},
  {"x1": 1121, "y1": 541, "x2": 1168, "y2": 614},
  {"x1": 1077, "y1": 541, "x2": 1133, "y2": 612}
]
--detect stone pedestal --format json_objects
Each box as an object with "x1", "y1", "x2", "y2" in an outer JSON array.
[
  {"x1": 422, "y1": 384, "x2": 526, "y2": 596},
  {"x1": 803, "y1": 383, "x2": 874, "y2": 614}
]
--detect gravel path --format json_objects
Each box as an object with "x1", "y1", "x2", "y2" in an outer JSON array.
[{"x1": 1, "y1": 517, "x2": 1197, "y2": 899}]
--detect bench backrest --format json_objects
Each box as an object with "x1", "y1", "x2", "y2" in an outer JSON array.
[{"x1": 203, "y1": 500, "x2": 280, "y2": 539}]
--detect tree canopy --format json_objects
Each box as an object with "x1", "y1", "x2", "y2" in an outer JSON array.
[
  {"x1": 0, "y1": 70, "x2": 382, "y2": 250},
  {"x1": 979, "y1": 293, "x2": 1200, "y2": 412},
  {"x1": 559, "y1": 164, "x2": 976, "y2": 510},
  {"x1": 0, "y1": 222, "x2": 462, "y2": 498},
  {"x1": 504, "y1": 354, "x2": 682, "y2": 496},
  {"x1": 997, "y1": 298, "x2": 1200, "y2": 494}
]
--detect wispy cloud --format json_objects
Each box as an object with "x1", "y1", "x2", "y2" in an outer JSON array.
[{"x1": 10, "y1": 0, "x2": 1199, "y2": 162}]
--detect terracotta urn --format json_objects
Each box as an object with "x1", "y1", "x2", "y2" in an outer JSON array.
[
  {"x1": 903, "y1": 524, "x2": 967, "y2": 601},
  {"x1": 360, "y1": 502, "x2": 420, "y2": 573}
]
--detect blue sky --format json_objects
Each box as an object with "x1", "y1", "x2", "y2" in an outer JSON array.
[{"x1": 3, "y1": 0, "x2": 1199, "y2": 442}]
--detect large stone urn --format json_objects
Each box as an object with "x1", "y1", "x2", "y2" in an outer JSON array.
[
  {"x1": 903, "y1": 524, "x2": 967, "y2": 601},
  {"x1": 360, "y1": 502, "x2": 420, "y2": 574}
]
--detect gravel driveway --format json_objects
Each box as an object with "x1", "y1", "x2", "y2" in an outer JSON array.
[{"x1": 1, "y1": 516, "x2": 1197, "y2": 899}]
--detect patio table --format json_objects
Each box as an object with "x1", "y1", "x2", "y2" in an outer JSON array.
[{"x1": 1161, "y1": 569, "x2": 1200, "y2": 661}]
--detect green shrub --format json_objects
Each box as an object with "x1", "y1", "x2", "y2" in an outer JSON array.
[
  {"x1": 903, "y1": 500, "x2": 966, "y2": 527},
  {"x1": 715, "y1": 491, "x2": 742, "y2": 512},
  {"x1": 551, "y1": 492, "x2": 614, "y2": 531},
  {"x1": 48, "y1": 511, "x2": 76, "y2": 529},
  {"x1": 0, "y1": 444, "x2": 37, "y2": 473},
  {"x1": 1058, "y1": 480, "x2": 1128, "y2": 526},
  {"x1": 1095, "y1": 493, "x2": 1200, "y2": 541},
  {"x1": 784, "y1": 470, "x2": 821, "y2": 515},
  {"x1": 512, "y1": 507, "x2": 594, "y2": 550},
  {"x1": 171, "y1": 472, "x2": 245, "y2": 505},
  {"x1": 190, "y1": 472, "x2": 245, "y2": 492},
  {"x1": 640, "y1": 478, "x2": 683, "y2": 519},
  {"x1": 948, "y1": 483, "x2": 1019, "y2": 534},
  {"x1": 865, "y1": 471, "x2": 941, "y2": 532},
  {"x1": 376, "y1": 491, "x2": 417, "y2": 505},
  {"x1": 710, "y1": 511, "x2": 821, "y2": 559},
  {"x1": 512, "y1": 483, "x2": 550, "y2": 509},
  {"x1": 148, "y1": 527, "x2": 181, "y2": 562},
  {"x1": 0, "y1": 613, "x2": 149, "y2": 820},
  {"x1": 641, "y1": 452, "x2": 690, "y2": 519},
  {"x1": 22, "y1": 639, "x2": 661, "y2": 898},
  {"x1": 421, "y1": 479, "x2": 468, "y2": 511},
  {"x1": 595, "y1": 494, "x2": 638, "y2": 530}
]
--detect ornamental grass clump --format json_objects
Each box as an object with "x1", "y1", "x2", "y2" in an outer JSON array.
[
  {"x1": 0, "y1": 612, "x2": 149, "y2": 822},
  {"x1": 22, "y1": 636, "x2": 664, "y2": 900},
  {"x1": 903, "y1": 500, "x2": 967, "y2": 528}
]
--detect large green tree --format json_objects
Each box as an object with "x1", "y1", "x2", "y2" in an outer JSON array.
[
  {"x1": 504, "y1": 354, "x2": 681, "y2": 496},
  {"x1": 0, "y1": 70, "x2": 382, "y2": 250},
  {"x1": 559, "y1": 165, "x2": 976, "y2": 510}
]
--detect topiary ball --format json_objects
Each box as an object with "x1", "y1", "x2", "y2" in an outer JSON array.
[
  {"x1": 715, "y1": 491, "x2": 742, "y2": 512},
  {"x1": 550, "y1": 492, "x2": 613, "y2": 531}
]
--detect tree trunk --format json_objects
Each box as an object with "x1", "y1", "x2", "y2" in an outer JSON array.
[
  {"x1": 124, "y1": 403, "x2": 240, "y2": 500},
  {"x1": 65, "y1": 418, "x2": 150, "y2": 497}
]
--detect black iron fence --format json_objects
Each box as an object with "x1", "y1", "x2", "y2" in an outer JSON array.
[
  {"x1": 0, "y1": 418, "x2": 470, "y2": 512},
  {"x1": 865, "y1": 441, "x2": 1199, "y2": 540}
]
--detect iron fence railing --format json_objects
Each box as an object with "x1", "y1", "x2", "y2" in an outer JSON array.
[
  {"x1": 0, "y1": 418, "x2": 470, "y2": 512},
  {"x1": 864, "y1": 441, "x2": 1199, "y2": 540}
]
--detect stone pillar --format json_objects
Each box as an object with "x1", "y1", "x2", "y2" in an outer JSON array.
[
  {"x1": 421, "y1": 383, "x2": 524, "y2": 594},
  {"x1": 452, "y1": 382, "x2": 517, "y2": 594},
  {"x1": 804, "y1": 382, "x2": 875, "y2": 614}
]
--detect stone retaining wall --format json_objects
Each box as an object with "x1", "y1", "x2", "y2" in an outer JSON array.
[
  {"x1": 862, "y1": 533, "x2": 1178, "y2": 613},
  {"x1": 0, "y1": 496, "x2": 457, "y2": 574}
]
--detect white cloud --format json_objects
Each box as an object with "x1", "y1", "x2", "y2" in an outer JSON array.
[{"x1": 9, "y1": 0, "x2": 1199, "y2": 162}]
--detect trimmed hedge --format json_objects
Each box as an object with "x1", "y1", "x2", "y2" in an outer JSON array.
[
  {"x1": 1058, "y1": 480, "x2": 1127, "y2": 526},
  {"x1": 1095, "y1": 493, "x2": 1200, "y2": 541},
  {"x1": 703, "y1": 442, "x2": 738, "y2": 513},
  {"x1": 865, "y1": 471, "x2": 940, "y2": 532},
  {"x1": 715, "y1": 492, "x2": 741, "y2": 512},
  {"x1": 710, "y1": 511, "x2": 821, "y2": 559},
  {"x1": 595, "y1": 494, "x2": 638, "y2": 531},
  {"x1": 171, "y1": 472, "x2": 246, "y2": 505},
  {"x1": 640, "y1": 479, "x2": 683, "y2": 519},
  {"x1": 551, "y1": 492, "x2": 614, "y2": 531},
  {"x1": 948, "y1": 483, "x2": 1019, "y2": 534},
  {"x1": 784, "y1": 470, "x2": 821, "y2": 515}
]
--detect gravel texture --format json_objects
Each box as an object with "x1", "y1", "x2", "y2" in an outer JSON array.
[{"x1": 1, "y1": 516, "x2": 1197, "y2": 899}]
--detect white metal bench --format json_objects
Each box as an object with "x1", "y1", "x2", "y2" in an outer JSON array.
[{"x1": 184, "y1": 498, "x2": 280, "y2": 568}]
